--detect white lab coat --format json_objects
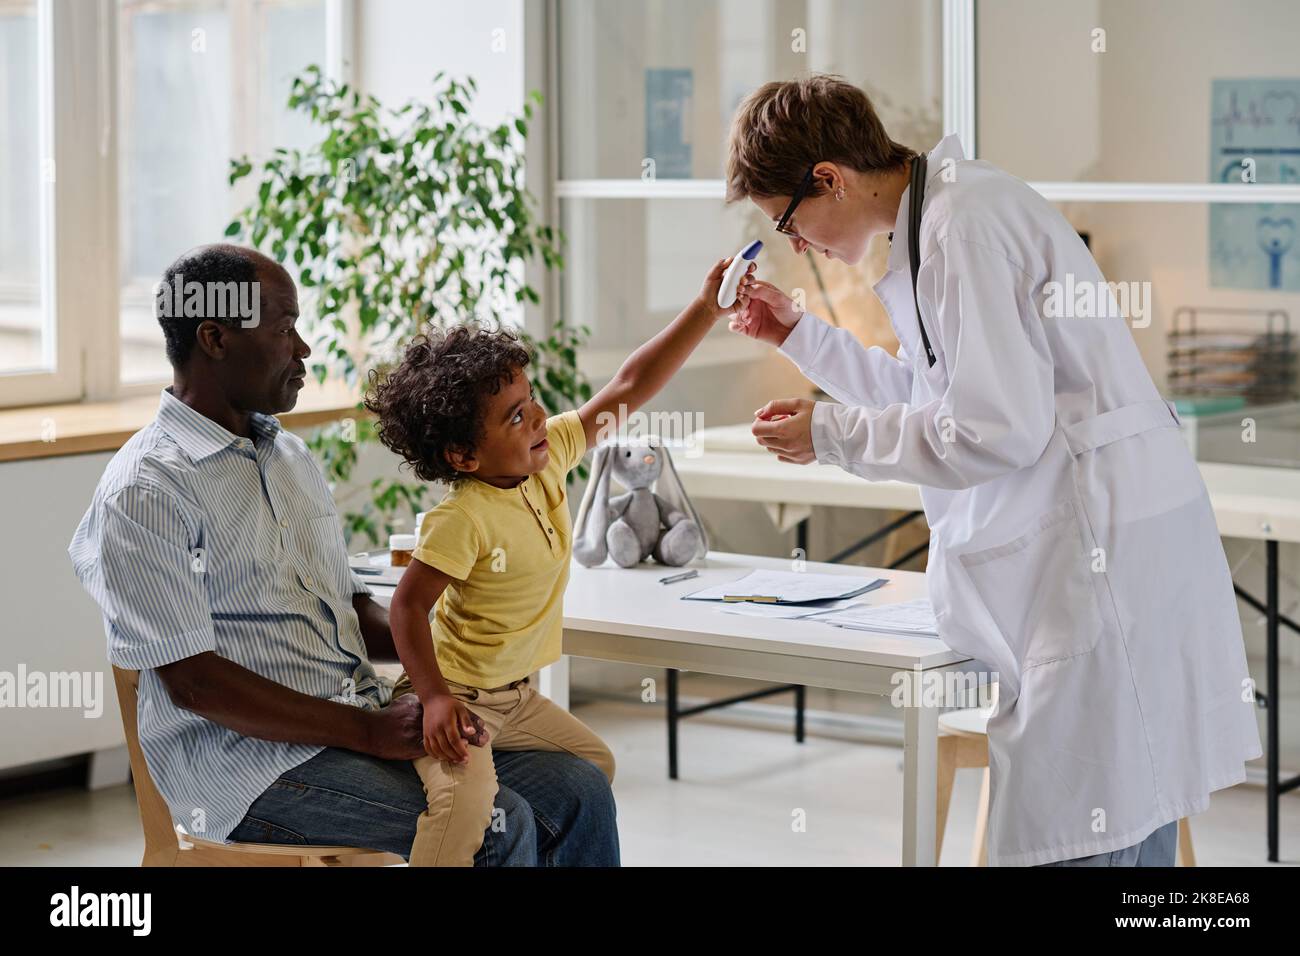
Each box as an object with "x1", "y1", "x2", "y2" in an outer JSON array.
[{"x1": 779, "y1": 134, "x2": 1261, "y2": 866}]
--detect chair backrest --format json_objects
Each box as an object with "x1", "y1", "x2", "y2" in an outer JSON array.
[{"x1": 111, "y1": 666, "x2": 186, "y2": 852}]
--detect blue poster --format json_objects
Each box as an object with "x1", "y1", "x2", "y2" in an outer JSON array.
[
  {"x1": 646, "y1": 69, "x2": 693, "y2": 180},
  {"x1": 1209, "y1": 78, "x2": 1300, "y2": 290}
]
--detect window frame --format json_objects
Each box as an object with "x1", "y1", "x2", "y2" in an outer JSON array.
[{"x1": 0, "y1": 0, "x2": 84, "y2": 407}]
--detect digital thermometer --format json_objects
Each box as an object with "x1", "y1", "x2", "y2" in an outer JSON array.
[{"x1": 717, "y1": 239, "x2": 763, "y2": 309}]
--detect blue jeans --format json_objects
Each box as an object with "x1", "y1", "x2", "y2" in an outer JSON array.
[
  {"x1": 1037, "y1": 820, "x2": 1178, "y2": 867},
  {"x1": 229, "y1": 746, "x2": 620, "y2": 866}
]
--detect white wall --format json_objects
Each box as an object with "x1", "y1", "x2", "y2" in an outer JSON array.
[{"x1": 0, "y1": 452, "x2": 127, "y2": 770}]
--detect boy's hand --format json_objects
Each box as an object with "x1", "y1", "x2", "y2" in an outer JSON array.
[
  {"x1": 729, "y1": 279, "x2": 803, "y2": 348},
  {"x1": 694, "y1": 256, "x2": 757, "y2": 321},
  {"x1": 421, "y1": 694, "x2": 485, "y2": 764}
]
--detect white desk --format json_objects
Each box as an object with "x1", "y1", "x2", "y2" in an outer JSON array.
[
  {"x1": 372, "y1": 550, "x2": 987, "y2": 866},
  {"x1": 678, "y1": 423, "x2": 1300, "y2": 541},
  {"x1": 676, "y1": 422, "x2": 1300, "y2": 862}
]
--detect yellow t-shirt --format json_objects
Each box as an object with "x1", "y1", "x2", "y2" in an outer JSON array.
[{"x1": 412, "y1": 409, "x2": 587, "y2": 688}]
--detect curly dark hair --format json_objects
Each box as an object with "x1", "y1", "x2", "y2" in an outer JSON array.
[{"x1": 365, "y1": 323, "x2": 533, "y2": 484}]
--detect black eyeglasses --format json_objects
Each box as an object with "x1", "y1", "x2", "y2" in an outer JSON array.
[{"x1": 774, "y1": 165, "x2": 817, "y2": 237}]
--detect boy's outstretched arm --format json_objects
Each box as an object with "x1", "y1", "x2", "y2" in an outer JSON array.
[{"x1": 577, "y1": 256, "x2": 755, "y2": 451}]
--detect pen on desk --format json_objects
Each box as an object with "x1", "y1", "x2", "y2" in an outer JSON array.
[{"x1": 659, "y1": 569, "x2": 699, "y2": 585}]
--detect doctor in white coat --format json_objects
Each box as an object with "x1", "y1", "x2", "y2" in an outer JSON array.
[{"x1": 724, "y1": 75, "x2": 1261, "y2": 866}]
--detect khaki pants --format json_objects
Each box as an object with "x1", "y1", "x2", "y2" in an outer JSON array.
[{"x1": 390, "y1": 673, "x2": 615, "y2": 867}]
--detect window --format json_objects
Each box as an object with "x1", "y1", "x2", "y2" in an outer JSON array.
[
  {"x1": 0, "y1": 0, "x2": 60, "y2": 397},
  {"x1": 0, "y1": 0, "x2": 341, "y2": 408},
  {"x1": 118, "y1": 0, "x2": 327, "y2": 384},
  {"x1": 978, "y1": 0, "x2": 1300, "y2": 186}
]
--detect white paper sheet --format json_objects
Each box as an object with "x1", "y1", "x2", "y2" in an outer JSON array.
[{"x1": 803, "y1": 598, "x2": 938, "y2": 635}]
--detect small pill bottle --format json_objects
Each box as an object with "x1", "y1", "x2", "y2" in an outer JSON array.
[{"x1": 389, "y1": 533, "x2": 417, "y2": 567}]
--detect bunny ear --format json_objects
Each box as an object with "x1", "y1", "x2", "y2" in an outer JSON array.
[
  {"x1": 654, "y1": 444, "x2": 709, "y2": 560},
  {"x1": 573, "y1": 443, "x2": 615, "y2": 567},
  {"x1": 573, "y1": 443, "x2": 610, "y2": 534}
]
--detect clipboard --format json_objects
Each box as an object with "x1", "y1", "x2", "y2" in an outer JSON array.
[{"x1": 681, "y1": 570, "x2": 887, "y2": 605}]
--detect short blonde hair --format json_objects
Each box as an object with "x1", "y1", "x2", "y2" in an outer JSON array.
[{"x1": 725, "y1": 74, "x2": 915, "y2": 203}]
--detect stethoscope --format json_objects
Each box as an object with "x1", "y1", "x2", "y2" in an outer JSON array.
[{"x1": 890, "y1": 153, "x2": 937, "y2": 368}]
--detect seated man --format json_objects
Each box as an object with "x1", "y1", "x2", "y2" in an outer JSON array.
[{"x1": 70, "y1": 243, "x2": 619, "y2": 865}]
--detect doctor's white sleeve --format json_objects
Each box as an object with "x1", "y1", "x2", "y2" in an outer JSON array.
[
  {"x1": 809, "y1": 237, "x2": 1056, "y2": 491},
  {"x1": 777, "y1": 310, "x2": 914, "y2": 407}
]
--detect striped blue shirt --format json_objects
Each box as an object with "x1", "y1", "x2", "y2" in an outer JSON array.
[{"x1": 70, "y1": 388, "x2": 393, "y2": 843}]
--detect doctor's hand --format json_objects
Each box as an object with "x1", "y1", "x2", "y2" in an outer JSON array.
[
  {"x1": 730, "y1": 280, "x2": 803, "y2": 348},
  {"x1": 752, "y1": 398, "x2": 817, "y2": 464}
]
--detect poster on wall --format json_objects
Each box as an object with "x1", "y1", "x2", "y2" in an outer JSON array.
[
  {"x1": 646, "y1": 68, "x2": 693, "y2": 179},
  {"x1": 1209, "y1": 78, "x2": 1300, "y2": 291}
]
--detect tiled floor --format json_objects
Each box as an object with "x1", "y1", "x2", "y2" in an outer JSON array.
[{"x1": 1, "y1": 696, "x2": 1296, "y2": 866}]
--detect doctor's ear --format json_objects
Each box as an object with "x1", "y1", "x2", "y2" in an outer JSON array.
[{"x1": 811, "y1": 161, "x2": 845, "y2": 196}]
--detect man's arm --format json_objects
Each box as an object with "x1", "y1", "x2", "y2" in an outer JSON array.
[
  {"x1": 353, "y1": 592, "x2": 398, "y2": 663},
  {"x1": 157, "y1": 652, "x2": 374, "y2": 751}
]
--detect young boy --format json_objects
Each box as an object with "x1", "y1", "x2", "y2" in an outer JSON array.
[{"x1": 365, "y1": 256, "x2": 754, "y2": 866}]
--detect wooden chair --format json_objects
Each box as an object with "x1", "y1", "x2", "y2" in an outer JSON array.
[
  {"x1": 936, "y1": 705, "x2": 1196, "y2": 867},
  {"x1": 112, "y1": 666, "x2": 404, "y2": 866}
]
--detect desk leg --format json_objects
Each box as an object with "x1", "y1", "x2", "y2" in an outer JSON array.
[
  {"x1": 1267, "y1": 538, "x2": 1279, "y2": 863},
  {"x1": 667, "y1": 668, "x2": 679, "y2": 780},
  {"x1": 902, "y1": 700, "x2": 939, "y2": 866}
]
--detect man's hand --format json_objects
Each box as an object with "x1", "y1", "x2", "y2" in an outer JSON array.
[
  {"x1": 421, "y1": 694, "x2": 485, "y2": 765},
  {"x1": 365, "y1": 694, "x2": 427, "y2": 761},
  {"x1": 461, "y1": 710, "x2": 488, "y2": 747},
  {"x1": 729, "y1": 279, "x2": 803, "y2": 347},
  {"x1": 752, "y1": 398, "x2": 817, "y2": 464}
]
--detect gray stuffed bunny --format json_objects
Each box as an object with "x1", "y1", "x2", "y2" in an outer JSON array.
[{"x1": 573, "y1": 439, "x2": 707, "y2": 568}]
